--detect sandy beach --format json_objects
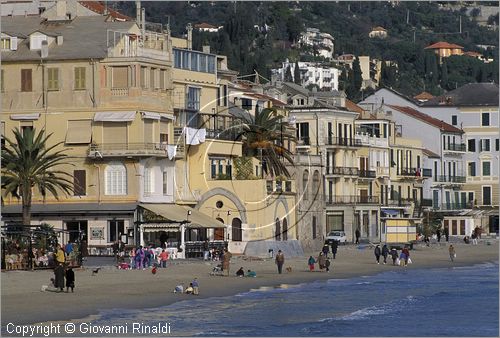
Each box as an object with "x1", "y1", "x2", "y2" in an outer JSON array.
[{"x1": 1, "y1": 241, "x2": 498, "y2": 326}]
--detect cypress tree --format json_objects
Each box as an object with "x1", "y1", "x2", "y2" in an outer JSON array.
[
  {"x1": 294, "y1": 61, "x2": 301, "y2": 85},
  {"x1": 440, "y1": 59, "x2": 449, "y2": 89},
  {"x1": 284, "y1": 65, "x2": 293, "y2": 82},
  {"x1": 352, "y1": 57, "x2": 363, "y2": 92}
]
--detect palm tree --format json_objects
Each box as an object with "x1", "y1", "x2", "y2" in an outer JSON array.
[
  {"x1": 2, "y1": 128, "x2": 73, "y2": 225},
  {"x1": 233, "y1": 107, "x2": 295, "y2": 178}
]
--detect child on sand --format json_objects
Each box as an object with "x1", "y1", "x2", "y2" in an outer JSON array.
[
  {"x1": 65, "y1": 267, "x2": 75, "y2": 293},
  {"x1": 246, "y1": 269, "x2": 257, "y2": 277},
  {"x1": 308, "y1": 256, "x2": 316, "y2": 271}
]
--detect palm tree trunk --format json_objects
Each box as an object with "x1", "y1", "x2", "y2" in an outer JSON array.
[{"x1": 22, "y1": 188, "x2": 32, "y2": 226}]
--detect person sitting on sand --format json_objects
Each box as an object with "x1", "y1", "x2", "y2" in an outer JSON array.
[
  {"x1": 246, "y1": 269, "x2": 257, "y2": 277},
  {"x1": 185, "y1": 283, "x2": 194, "y2": 294},
  {"x1": 236, "y1": 267, "x2": 245, "y2": 277},
  {"x1": 173, "y1": 284, "x2": 184, "y2": 293}
]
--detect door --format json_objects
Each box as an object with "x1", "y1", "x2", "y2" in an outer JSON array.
[
  {"x1": 214, "y1": 218, "x2": 225, "y2": 240},
  {"x1": 360, "y1": 189, "x2": 368, "y2": 203},
  {"x1": 65, "y1": 221, "x2": 88, "y2": 243},
  {"x1": 282, "y1": 218, "x2": 288, "y2": 241},
  {"x1": 231, "y1": 218, "x2": 242, "y2": 242},
  {"x1": 483, "y1": 187, "x2": 491, "y2": 205},
  {"x1": 275, "y1": 218, "x2": 281, "y2": 241}
]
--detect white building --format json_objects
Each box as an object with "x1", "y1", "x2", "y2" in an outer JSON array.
[
  {"x1": 299, "y1": 28, "x2": 335, "y2": 59},
  {"x1": 272, "y1": 60, "x2": 340, "y2": 91}
]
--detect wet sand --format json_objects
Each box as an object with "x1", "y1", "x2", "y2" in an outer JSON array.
[{"x1": 1, "y1": 241, "x2": 498, "y2": 326}]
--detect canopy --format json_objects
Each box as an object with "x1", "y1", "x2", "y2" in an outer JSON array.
[
  {"x1": 93, "y1": 111, "x2": 136, "y2": 122},
  {"x1": 139, "y1": 204, "x2": 225, "y2": 229},
  {"x1": 10, "y1": 113, "x2": 40, "y2": 120},
  {"x1": 381, "y1": 209, "x2": 400, "y2": 217}
]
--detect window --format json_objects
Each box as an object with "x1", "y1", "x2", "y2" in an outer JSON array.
[
  {"x1": 226, "y1": 160, "x2": 232, "y2": 178},
  {"x1": 468, "y1": 139, "x2": 476, "y2": 152},
  {"x1": 199, "y1": 54, "x2": 207, "y2": 72},
  {"x1": 482, "y1": 186, "x2": 491, "y2": 205},
  {"x1": 162, "y1": 171, "x2": 168, "y2": 195},
  {"x1": 211, "y1": 160, "x2": 217, "y2": 179},
  {"x1": 47, "y1": 68, "x2": 59, "y2": 90},
  {"x1": 73, "y1": 170, "x2": 86, "y2": 196},
  {"x1": 112, "y1": 66, "x2": 128, "y2": 88},
  {"x1": 144, "y1": 166, "x2": 153, "y2": 195},
  {"x1": 140, "y1": 66, "x2": 147, "y2": 88},
  {"x1": 296, "y1": 122, "x2": 310, "y2": 145},
  {"x1": 186, "y1": 87, "x2": 200, "y2": 110},
  {"x1": 108, "y1": 220, "x2": 124, "y2": 243},
  {"x1": 74, "y1": 67, "x2": 86, "y2": 90},
  {"x1": 105, "y1": 163, "x2": 127, "y2": 195},
  {"x1": 1, "y1": 37, "x2": 10, "y2": 50},
  {"x1": 241, "y1": 98, "x2": 252, "y2": 110},
  {"x1": 20, "y1": 121, "x2": 33, "y2": 137},
  {"x1": 190, "y1": 53, "x2": 199, "y2": 71},
  {"x1": 21, "y1": 69, "x2": 32, "y2": 92},
  {"x1": 468, "y1": 162, "x2": 476, "y2": 177},
  {"x1": 182, "y1": 50, "x2": 190, "y2": 69},
  {"x1": 174, "y1": 49, "x2": 181, "y2": 68},
  {"x1": 312, "y1": 216, "x2": 317, "y2": 239},
  {"x1": 496, "y1": 139, "x2": 499, "y2": 151},
  {"x1": 150, "y1": 68, "x2": 155, "y2": 89},
  {"x1": 480, "y1": 139, "x2": 490, "y2": 152},
  {"x1": 482, "y1": 161, "x2": 491, "y2": 176},
  {"x1": 302, "y1": 170, "x2": 309, "y2": 201},
  {"x1": 160, "y1": 69, "x2": 166, "y2": 89},
  {"x1": 223, "y1": 85, "x2": 228, "y2": 106},
  {"x1": 451, "y1": 115, "x2": 457, "y2": 126},
  {"x1": 207, "y1": 55, "x2": 215, "y2": 73},
  {"x1": 481, "y1": 112, "x2": 490, "y2": 126}
]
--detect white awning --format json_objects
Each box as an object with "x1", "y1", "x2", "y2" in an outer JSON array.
[
  {"x1": 160, "y1": 113, "x2": 175, "y2": 121},
  {"x1": 139, "y1": 203, "x2": 226, "y2": 228},
  {"x1": 10, "y1": 113, "x2": 40, "y2": 120},
  {"x1": 94, "y1": 111, "x2": 136, "y2": 122},
  {"x1": 141, "y1": 111, "x2": 161, "y2": 120}
]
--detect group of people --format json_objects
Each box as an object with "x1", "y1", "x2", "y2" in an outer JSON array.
[
  {"x1": 128, "y1": 246, "x2": 170, "y2": 270},
  {"x1": 307, "y1": 251, "x2": 331, "y2": 272},
  {"x1": 174, "y1": 278, "x2": 199, "y2": 295},
  {"x1": 50, "y1": 263, "x2": 76, "y2": 293},
  {"x1": 235, "y1": 267, "x2": 257, "y2": 277},
  {"x1": 372, "y1": 245, "x2": 412, "y2": 267}
]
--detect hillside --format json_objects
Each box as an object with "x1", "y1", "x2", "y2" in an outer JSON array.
[{"x1": 116, "y1": 1, "x2": 499, "y2": 100}]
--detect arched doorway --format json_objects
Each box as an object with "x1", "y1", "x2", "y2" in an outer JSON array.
[
  {"x1": 231, "y1": 218, "x2": 242, "y2": 242},
  {"x1": 282, "y1": 218, "x2": 288, "y2": 241},
  {"x1": 275, "y1": 218, "x2": 281, "y2": 241},
  {"x1": 215, "y1": 217, "x2": 225, "y2": 240}
]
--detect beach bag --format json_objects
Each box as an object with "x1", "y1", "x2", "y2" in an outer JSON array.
[{"x1": 407, "y1": 257, "x2": 412, "y2": 264}]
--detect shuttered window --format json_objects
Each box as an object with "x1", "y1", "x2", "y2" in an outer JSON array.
[
  {"x1": 160, "y1": 69, "x2": 166, "y2": 89},
  {"x1": 105, "y1": 163, "x2": 127, "y2": 195},
  {"x1": 73, "y1": 170, "x2": 86, "y2": 196},
  {"x1": 160, "y1": 120, "x2": 169, "y2": 143},
  {"x1": 103, "y1": 122, "x2": 127, "y2": 144},
  {"x1": 112, "y1": 67, "x2": 128, "y2": 88},
  {"x1": 21, "y1": 69, "x2": 32, "y2": 92},
  {"x1": 47, "y1": 68, "x2": 59, "y2": 90},
  {"x1": 74, "y1": 67, "x2": 86, "y2": 90},
  {"x1": 140, "y1": 66, "x2": 147, "y2": 88},
  {"x1": 150, "y1": 68, "x2": 155, "y2": 89},
  {"x1": 144, "y1": 119, "x2": 154, "y2": 143},
  {"x1": 66, "y1": 120, "x2": 92, "y2": 144},
  {"x1": 1, "y1": 69, "x2": 4, "y2": 92}
]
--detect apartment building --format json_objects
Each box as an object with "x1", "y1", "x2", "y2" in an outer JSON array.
[
  {"x1": 299, "y1": 28, "x2": 335, "y2": 59},
  {"x1": 271, "y1": 60, "x2": 340, "y2": 91},
  {"x1": 1, "y1": 14, "x2": 175, "y2": 254}
]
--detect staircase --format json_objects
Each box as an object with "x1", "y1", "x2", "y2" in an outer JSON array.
[{"x1": 413, "y1": 203, "x2": 422, "y2": 218}]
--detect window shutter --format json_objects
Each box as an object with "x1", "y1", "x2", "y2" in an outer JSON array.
[
  {"x1": 10, "y1": 37, "x2": 17, "y2": 50},
  {"x1": 73, "y1": 170, "x2": 86, "y2": 196},
  {"x1": 21, "y1": 69, "x2": 32, "y2": 92}
]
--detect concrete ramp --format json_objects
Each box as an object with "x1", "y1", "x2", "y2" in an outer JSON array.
[{"x1": 244, "y1": 240, "x2": 304, "y2": 258}]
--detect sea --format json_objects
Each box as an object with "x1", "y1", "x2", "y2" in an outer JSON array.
[{"x1": 69, "y1": 261, "x2": 499, "y2": 337}]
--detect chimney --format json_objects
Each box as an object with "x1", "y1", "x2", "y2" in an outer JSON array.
[
  {"x1": 41, "y1": 40, "x2": 48, "y2": 58},
  {"x1": 141, "y1": 7, "x2": 146, "y2": 36},
  {"x1": 136, "y1": 1, "x2": 141, "y2": 28},
  {"x1": 186, "y1": 23, "x2": 192, "y2": 50},
  {"x1": 56, "y1": 0, "x2": 67, "y2": 19},
  {"x1": 202, "y1": 45, "x2": 210, "y2": 54}
]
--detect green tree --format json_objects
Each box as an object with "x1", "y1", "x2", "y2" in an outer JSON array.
[
  {"x1": 284, "y1": 65, "x2": 293, "y2": 82},
  {"x1": 352, "y1": 57, "x2": 363, "y2": 92},
  {"x1": 293, "y1": 60, "x2": 301, "y2": 85},
  {"x1": 339, "y1": 67, "x2": 348, "y2": 91},
  {"x1": 440, "y1": 59, "x2": 449, "y2": 89},
  {"x1": 235, "y1": 107, "x2": 295, "y2": 178},
  {"x1": 1, "y1": 128, "x2": 73, "y2": 225}
]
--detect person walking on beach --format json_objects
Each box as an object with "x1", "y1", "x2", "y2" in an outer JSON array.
[
  {"x1": 308, "y1": 256, "x2": 316, "y2": 272},
  {"x1": 54, "y1": 263, "x2": 65, "y2": 292},
  {"x1": 65, "y1": 267, "x2": 75, "y2": 293},
  {"x1": 444, "y1": 227, "x2": 449, "y2": 242},
  {"x1": 390, "y1": 247, "x2": 398, "y2": 265},
  {"x1": 402, "y1": 247, "x2": 410, "y2": 265},
  {"x1": 222, "y1": 249, "x2": 232, "y2": 276},
  {"x1": 382, "y1": 244, "x2": 389, "y2": 264},
  {"x1": 331, "y1": 240, "x2": 338, "y2": 259},
  {"x1": 471, "y1": 231, "x2": 478, "y2": 245},
  {"x1": 374, "y1": 245, "x2": 381, "y2": 264},
  {"x1": 449, "y1": 244, "x2": 456, "y2": 262},
  {"x1": 55, "y1": 244, "x2": 66, "y2": 265},
  {"x1": 322, "y1": 242, "x2": 330, "y2": 258},
  {"x1": 317, "y1": 252, "x2": 327, "y2": 272},
  {"x1": 436, "y1": 228, "x2": 442, "y2": 243},
  {"x1": 275, "y1": 250, "x2": 285, "y2": 274},
  {"x1": 355, "y1": 228, "x2": 361, "y2": 244}
]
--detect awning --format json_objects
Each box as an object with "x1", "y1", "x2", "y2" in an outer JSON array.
[
  {"x1": 65, "y1": 120, "x2": 92, "y2": 144},
  {"x1": 139, "y1": 203, "x2": 225, "y2": 228},
  {"x1": 140, "y1": 223, "x2": 180, "y2": 232},
  {"x1": 141, "y1": 111, "x2": 161, "y2": 120},
  {"x1": 381, "y1": 209, "x2": 400, "y2": 216},
  {"x1": 160, "y1": 113, "x2": 175, "y2": 121},
  {"x1": 93, "y1": 111, "x2": 136, "y2": 122},
  {"x1": 10, "y1": 113, "x2": 40, "y2": 121}
]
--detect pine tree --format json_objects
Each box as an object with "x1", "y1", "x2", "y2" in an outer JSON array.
[
  {"x1": 284, "y1": 65, "x2": 293, "y2": 82},
  {"x1": 352, "y1": 57, "x2": 363, "y2": 92},
  {"x1": 294, "y1": 61, "x2": 301, "y2": 85}
]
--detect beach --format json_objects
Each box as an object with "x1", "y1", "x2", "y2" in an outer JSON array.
[{"x1": 1, "y1": 241, "x2": 498, "y2": 327}]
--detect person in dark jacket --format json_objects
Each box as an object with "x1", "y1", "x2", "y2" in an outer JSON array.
[
  {"x1": 65, "y1": 267, "x2": 75, "y2": 293},
  {"x1": 355, "y1": 228, "x2": 361, "y2": 244},
  {"x1": 374, "y1": 245, "x2": 381, "y2": 264},
  {"x1": 381, "y1": 244, "x2": 389, "y2": 265},
  {"x1": 322, "y1": 242, "x2": 330, "y2": 258},
  {"x1": 331, "y1": 240, "x2": 338, "y2": 259},
  {"x1": 390, "y1": 248, "x2": 398, "y2": 265},
  {"x1": 54, "y1": 263, "x2": 65, "y2": 292},
  {"x1": 275, "y1": 250, "x2": 285, "y2": 274},
  {"x1": 436, "y1": 228, "x2": 442, "y2": 242}
]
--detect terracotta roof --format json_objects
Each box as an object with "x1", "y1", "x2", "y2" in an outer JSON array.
[
  {"x1": 79, "y1": 1, "x2": 131, "y2": 21},
  {"x1": 194, "y1": 23, "x2": 218, "y2": 29},
  {"x1": 345, "y1": 99, "x2": 364, "y2": 114},
  {"x1": 423, "y1": 148, "x2": 440, "y2": 159},
  {"x1": 386, "y1": 105, "x2": 463, "y2": 133},
  {"x1": 413, "y1": 91, "x2": 435, "y2": 100},
  {"x1": 371, "y1": 26, "x2": 387, "y2": 31},
  {"x1": 424, "y1": 41, "x2": 464, "y2": 50}
]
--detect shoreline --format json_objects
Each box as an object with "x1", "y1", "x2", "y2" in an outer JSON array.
[{"x1": 1, "y1": 241, "x2": 498, "y2": 326}]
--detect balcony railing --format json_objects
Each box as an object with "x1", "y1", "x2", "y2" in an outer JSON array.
[
  {"x1": 88, "y1": 142, "x2": 182, "y2": 158},
  {"x1": 206, "y1": 129, "x2": 241, "y2": 142},
  {"x1": 435, "y1": 175, "x2": 466, "y2": 183},
  {"x1": 324, "y1": 137, "x2": 362, "y2": 147},
  {"x1": 326, "y1": 167, "x2": 359, "y2": 176},
  {"x1": 421, "y1": 198, "x2": 433, "y2": 207},
  {"x1": 358, "y1": 170, "x2": 376, "y2": 178},
  {"x1": 385, "y1": 198, "x2": 413, "y2": 206},
  {"x1": 325, "y1": 195, "x2": 379, "y2": 205},
  {"x1": 443, "y1": 143, "x2": 466, "y2": 152},
  {"x1": 297, "y1": 136, "x2": 310, "y2": 146},
  {"x1": 435, "y1": 202, "x2": 474, "y2": 210}
]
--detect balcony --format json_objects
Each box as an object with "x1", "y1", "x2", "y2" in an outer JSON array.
[
  {"x1": 422, "y1": 168, "x2": 432, "y2": 177},
  {"x1": 435, "y1": 201, "x2": 473, "y2": 211},
  {"x1": 325, "y1": 195, "x2": 379, "y2": 205},
  {"x1": 443, "y1": 143, "x2": 466, "y2": 153},
  {"x1": 325, "y1": 167, "x2": 359, "y2": 176},
  {"x1": 324, "y1": 137, "x2": 362, "y2": 147},
  {"x1": 385, "y1": 198, "x2": 413, "y2": 207},
  {"x1": 355, "y1": 133, "x2": 389, "y2": 147},
  {"x1": 296, "y1": 137, "x2": 311, "y2": 152},
  {"x1": 358, "y1": 170, "x2": 376, "y2": 178},
  {"x1": 88, "y1": 142, "x2": 182, "y2": 158},
  {"x1": 205, "y1": 129, "x2": 240, "y2": 142},
  {"x1": 435, "y1": 175, "x2": 466, "y2": 184},
  {"x1": 421, "y1": 198, "x2": 433, "y2": 207}
]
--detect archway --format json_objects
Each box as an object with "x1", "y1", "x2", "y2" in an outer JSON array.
[{"x1": 275, "y1": 218, "x2": 281, "y2": 241}]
